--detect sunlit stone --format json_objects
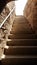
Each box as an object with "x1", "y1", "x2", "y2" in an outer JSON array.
[
  {"x1": 1, "y1": 54, "x2": 5, "y2": 59},
  {"x1": 5, "y1": 45, "x2": 9, "y2": 49}
]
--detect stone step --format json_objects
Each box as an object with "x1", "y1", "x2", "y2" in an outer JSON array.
[
  {"x1": 8, "y1": 34, "x2": 37, "y2": 39},
  {"x1": 13, "y1": 23, "x2": 31, "y2": 27},
  {"x1": 7, "y1": 39, "x2": 37, "y2": 46},
  {"x1": 13, "y1": 16, "x2": 30, "y2": 24},
  {"x1": 10, "y1": 30, "x2": 34, "y2": 34},
  {"x1": 11, "y1": 23, "x2": 34, "y2": 34},
  {"x1": 10, "y1": 28, "x2": 34, "y2": 34},
  {"x1": 12, "y1": 24, "x2": 31, "y2": 27},
  {"x1": 11, "y1": 16, "x2": 34, "y2": 34},
  {"x1": 4, "y1": 46, "x2": 37, "y2": 55},
  {"x1": 2, "y1": 55, "x2": 37, "y2": 65}
]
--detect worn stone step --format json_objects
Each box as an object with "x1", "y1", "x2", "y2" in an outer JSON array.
[
  {"x1": 13, "y1": 24, "x2": 31, "y2": 28},
  {"x1": 12, "y1": 24, "x2": 31, "y2": 28},
  {"x1": 10, "y1": 28, "x2": 34, "y2": 34},
  {"x1": 8, "y1": 34, "x2": 37, "y2": 39},
  {"x1": 11, "y1": 23, "x2": 34, "y2": 34},
  {"x1": 4, "y1": 46, "x2": 37, "y2": 55},
  {"x1": 10, "y1": 30, "x2": 34, "y2": 34},
  {"x1": 2, "y1": 55, "x2": 37, "y2": 65},
  {"x1": 7, "y1": 39, "x2": 37, "y2": 46},
  {"x1": 13, "y1": 16, "x2": 30, "y2": 24},
  {"x1": 11, "y1": 15, "x2": 34, "y2": 34}
]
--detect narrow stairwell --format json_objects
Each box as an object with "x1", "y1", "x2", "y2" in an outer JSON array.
[{"x1": 1, "y1": 16, "x2": 37, "y2": 65}]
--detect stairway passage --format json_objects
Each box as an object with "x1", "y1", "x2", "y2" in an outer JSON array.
[{"x1": 1, "y1": 16, "x2": 37, "y2": 65}]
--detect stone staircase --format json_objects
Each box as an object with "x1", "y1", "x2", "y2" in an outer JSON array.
[{"x1": 1, "y1": 16, "x2": 37, "y2": 65}]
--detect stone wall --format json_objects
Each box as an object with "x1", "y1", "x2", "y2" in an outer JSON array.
[
  {"x1": 23, "y1": 0, "x2": 37, "y2": 33},
  {"x1": 0, "y1": 1, "x2": 15, "y2": 60}
]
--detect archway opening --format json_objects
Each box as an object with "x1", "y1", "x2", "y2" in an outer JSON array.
[{"x1": 15, "y1": 0, "x2": 27, "y2": 15}]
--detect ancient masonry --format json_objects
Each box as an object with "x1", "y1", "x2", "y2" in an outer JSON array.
[
  {"x1": 23, "y1": 0, "x2": 37, "y2": 33},
  {"x1": 0, "y1": 1, "x2": 15, "y2": 59}
]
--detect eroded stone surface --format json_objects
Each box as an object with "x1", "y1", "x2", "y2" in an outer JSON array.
[
  {"x1": 0, "y1": 1, "x2": 15, "y2": 60},
  {"x1": 23, "y1": 0, "x2": 37, "y2": 33},
  {"x1": 0, "y1": 1, "x2": 15, "y2": 40}
]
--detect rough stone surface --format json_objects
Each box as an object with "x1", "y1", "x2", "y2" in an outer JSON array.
[
  {"x1": 23, "y1": 0, "x2": 37, "y2": 33},
  {"x1": 0, "y1": 1, "x2": 15, "y2": 59},
  {"x1": 0, "y1": 1, "x2": 15, "y2": 40},
  {"x1": 0, "y1": 6, "x2": 10, "y2": 38}
]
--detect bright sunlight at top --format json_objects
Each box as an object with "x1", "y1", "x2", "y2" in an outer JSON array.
[{"x1": 15, "y1": 0, "x2": 27, "y2": 15}]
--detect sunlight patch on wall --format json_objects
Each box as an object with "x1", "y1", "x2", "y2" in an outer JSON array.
[
  {"x1": 15, "y1": 0, "x2": 27, "y2": 15},
  {"x1": 1, "y1": 54, "x2": 5, "y2": 59}
]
